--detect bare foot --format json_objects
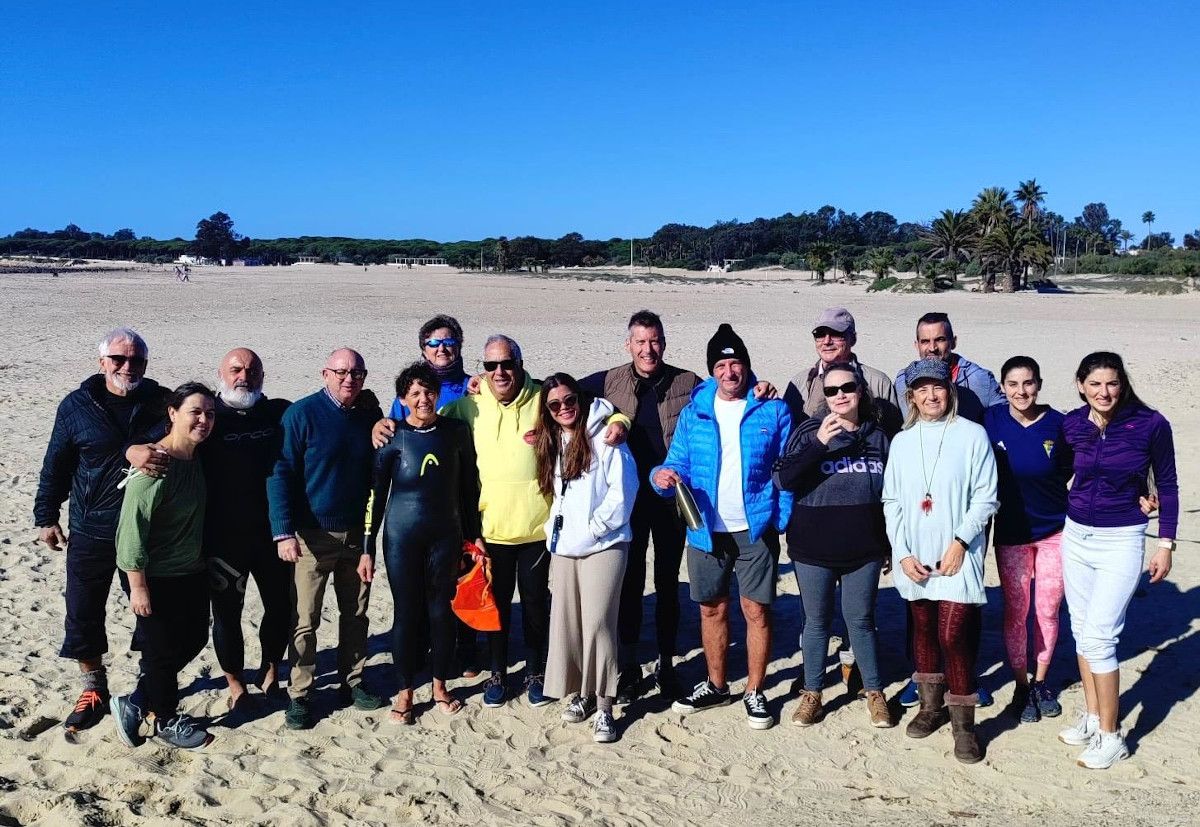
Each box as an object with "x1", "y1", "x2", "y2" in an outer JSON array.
[{"x1": 257, "y1": 663, "x2": 280, "y2": 696}]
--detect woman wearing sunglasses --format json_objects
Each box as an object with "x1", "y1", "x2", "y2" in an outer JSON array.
[
  {"x1": 389, "y1": 315, "x2": 469, "y2": 419},
  {"x1": 882, "y1": 359, "x2": 998, "y2": 764},
  {"x1": 772, "y1": 363, "x2": 892, "y2": 730},
  {"x1": 534, "y1": 374, "x2": 638, "y2": 743}
]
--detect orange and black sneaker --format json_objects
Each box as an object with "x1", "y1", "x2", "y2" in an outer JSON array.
[{"x1": 64, "y1": 687, "x2": 110, "y2": 732}]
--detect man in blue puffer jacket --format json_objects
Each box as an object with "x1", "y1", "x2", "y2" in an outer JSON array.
[{"x1": 650, "y1": 323, "x2": 792, "y2": 730}]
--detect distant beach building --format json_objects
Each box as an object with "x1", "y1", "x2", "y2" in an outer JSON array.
[
  {"x1": 388, "y1": 255, "x2": 449, "y2": 267},
  {"x1": 174, "y1": 254, "x2": 214, "y2": 266},
  {"x1": 296, "y1": 255, "x2": 320, "y2": 264}
]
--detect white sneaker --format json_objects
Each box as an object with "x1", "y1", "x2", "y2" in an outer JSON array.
[
  {"x1": 1057, "y1": 710, "x2": 1099, "y2": 746},
  {"x1": 593, "y1": 711, "x2": 617, "y2": 743},
  {"x1": 1077, "y1": 730, "x2": 1129, "y2": 769}
]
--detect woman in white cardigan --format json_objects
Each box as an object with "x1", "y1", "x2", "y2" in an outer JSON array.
[
  {"x1": 534, "y1": 373, "x2": 638, "y2": 744},
  {"x1": 882, "y1": 359, "x2": 998, "y2": 764}
]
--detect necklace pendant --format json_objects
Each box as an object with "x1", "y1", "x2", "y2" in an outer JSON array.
[{"x1": 921, "y1": 493, "x2": 933, "y2": 515}]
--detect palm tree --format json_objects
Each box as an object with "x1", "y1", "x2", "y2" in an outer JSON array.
[
  {"x1": 977, "y1": 220, "x2": 1047, "y2": 292},
  {"x1": 805, "y1": 242, "x2": 834, "y2": 283},
  {"x1": 1015, "y1": 179, "x2": 1046, "y2": 227},
  {"x1": 1141, "y1": 211, "x2": 1155, "y2": 249},
  {"x1": 971, "y1": 188, "x2": 1018, "y2": 292},
  {"x1": 1118, "y1": 229, "x2": 1134, "y2": 252},
  {"x1": 922, "y1": 209, "x2": 975, "y2": 283},
  {"x1": 863, "y1": 248, "x2": 896, "y2": 282}
]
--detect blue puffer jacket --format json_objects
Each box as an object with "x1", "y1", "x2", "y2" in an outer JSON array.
[{"x1": 650, "y1": 377, "x2": 792, "y2": 552}]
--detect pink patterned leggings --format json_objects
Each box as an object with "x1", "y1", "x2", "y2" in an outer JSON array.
[{"x1": 996, "y1": 531, "x2": 1064, "y2": 675}]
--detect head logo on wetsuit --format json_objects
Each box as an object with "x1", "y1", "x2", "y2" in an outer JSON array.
[{"x1": 420, "y1": 453, "x2": 440, "y2": 476}]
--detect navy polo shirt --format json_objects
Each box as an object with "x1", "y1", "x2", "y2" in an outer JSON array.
[{"x1": 983, "y1": 406, "x2": 1072, "y2": 545}]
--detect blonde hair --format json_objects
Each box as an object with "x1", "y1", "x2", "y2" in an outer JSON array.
[{"x1": 902, "y1": 381, "x2": 958, "y2": 429}]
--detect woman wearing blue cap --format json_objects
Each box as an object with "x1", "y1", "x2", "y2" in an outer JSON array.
[{"x1": 882, "y1": 359, "x2": 998, "y2": 764}]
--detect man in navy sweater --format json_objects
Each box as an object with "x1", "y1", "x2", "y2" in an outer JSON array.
[{"x1": 268, "y1": 348, "x2": 386, "y2": 729}]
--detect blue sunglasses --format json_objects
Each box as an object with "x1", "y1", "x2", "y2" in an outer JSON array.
[{"x1": 423, "y1": 337, "x2": 460, "y2": 349}]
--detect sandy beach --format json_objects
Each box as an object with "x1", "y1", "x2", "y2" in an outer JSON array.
[{"x1": 0, "y1": 262, "x2": 1197, "y2": 826}]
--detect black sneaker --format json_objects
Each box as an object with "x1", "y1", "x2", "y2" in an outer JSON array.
[
  {"x1": 655, "y1": 663, "x2": 684, "y2": 700},
  {"x1": 615, "y1": 668, "x2": 644, "y2": 706},
  {"x1": 110, "y1": 694, "x2": 145, "y2": 747},
  {"x1": 155, "y1": 714, "x2": 212, "y2": 750},
  {"x1": 65, "y1": 687, "x2": 110, "y2": 732},
  {"x1": 671, "y1": 680, "x2": 732, "y2": 714},
  {"x1": 284, "y1": 698, "x2": 314, "y2": 730},
  {"x1": 340, "y1": 684, "x2": 387, "y2": 711},
  {"x1": 743, "y1": 690, "x2": 774, "y2": 730}
]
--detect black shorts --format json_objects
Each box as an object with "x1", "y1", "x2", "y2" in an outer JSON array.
[{"x1": 60, "y1": 532, "x2": 129, "y2": 659}]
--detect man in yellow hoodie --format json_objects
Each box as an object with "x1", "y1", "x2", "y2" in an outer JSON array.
[{"x1": 438, "y1": 334, "x2": 630, "y2": 708}]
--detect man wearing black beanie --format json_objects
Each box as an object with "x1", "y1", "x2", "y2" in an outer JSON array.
[{"x1": 651, "y1": 323, "x2": 793, "y2": 730}]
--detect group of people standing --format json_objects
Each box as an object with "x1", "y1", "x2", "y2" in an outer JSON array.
[{"x1": 34, "y1": 307, "x2": 1178, "y2": 769}]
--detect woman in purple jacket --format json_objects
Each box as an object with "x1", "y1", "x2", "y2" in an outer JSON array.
[{"x1": 1058, "y1": 352, "x2": 1177, "y2": 770}]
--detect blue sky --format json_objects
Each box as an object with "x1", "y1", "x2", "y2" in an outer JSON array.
[{"x1": 2, "y1": 1, "x2": 1197, "y2": 242}]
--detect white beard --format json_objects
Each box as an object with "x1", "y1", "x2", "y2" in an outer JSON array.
[
  {"x1": 219, "y1": 380, "x2": 263, "y2": 410},
  {"x1": 109, "y1": 375, "x2": 141, "y2": 393}
]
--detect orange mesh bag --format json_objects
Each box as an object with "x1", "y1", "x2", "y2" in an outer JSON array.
[{"x1": 452, "y1": 541, "x2": 501, "y2": 631}]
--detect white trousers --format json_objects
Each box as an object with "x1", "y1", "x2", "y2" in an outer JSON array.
[{"x1": 1061, "y1": 517, "x2": 1145, "y2": 674}]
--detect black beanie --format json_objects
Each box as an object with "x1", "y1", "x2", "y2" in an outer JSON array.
[{"x1": 706, "y1": 323, "x2": 751, "y2": 374}]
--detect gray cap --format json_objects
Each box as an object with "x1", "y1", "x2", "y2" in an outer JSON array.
[
  {"x1": 904, "y1": 358, "x2": 951, "y2": 387},
  {"x1": 812, "y1": 307, "x2": 855, "y2": 336}
]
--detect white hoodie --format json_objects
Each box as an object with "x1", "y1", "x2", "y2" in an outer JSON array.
[{"x1": 543, "y1": 397, "x2": 638, "y2": 558}]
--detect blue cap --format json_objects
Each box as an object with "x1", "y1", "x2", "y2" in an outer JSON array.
[{"x1": 904, "y1": 358, "x2": 951, "y2": 387}]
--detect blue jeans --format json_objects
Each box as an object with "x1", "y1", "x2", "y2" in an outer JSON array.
[{"x1": 793, "y1": 560, "x2": 883, "y2": 692}]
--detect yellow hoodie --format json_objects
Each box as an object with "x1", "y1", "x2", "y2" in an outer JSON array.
[{"x1": 441, "y1": 375, "x2": 547, "y2": 545}]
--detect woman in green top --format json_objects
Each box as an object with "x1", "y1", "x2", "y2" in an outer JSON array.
[{"x1": 111, "y1": 382, "x2": 217, "y2": 751}]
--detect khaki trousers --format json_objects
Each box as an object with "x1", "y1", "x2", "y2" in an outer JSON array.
[
  {"x1": 288, "y1": 529, "x2": 372, "y2": 700},
  {"x1": 544, "y1": 544, "x2": 627, "y2": 700}
]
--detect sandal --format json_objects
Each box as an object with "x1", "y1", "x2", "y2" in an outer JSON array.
[
  {"x1": 433, "y1": 696, "x2": 464, "y2": 716},
  {"x1": 388, "y1": 704, "x2": 416, "y2": 726}
]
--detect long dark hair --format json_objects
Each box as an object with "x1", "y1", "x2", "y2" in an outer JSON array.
[
  {"x1": 821, "y1": 361, "x2": 879, "y2": 424},
  {"x1": 534, "y1": 373, "x2": 594, "y2": 497},
  {"x1": 1074, "y1": 351, "x2": 1145, "y2": 410}
]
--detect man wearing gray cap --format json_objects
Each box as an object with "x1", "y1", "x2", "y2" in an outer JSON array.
[{"x1": 784, "y1": 308, "x2": 903, "y2": 437}]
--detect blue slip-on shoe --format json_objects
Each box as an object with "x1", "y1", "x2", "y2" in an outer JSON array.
[
  {"x1": 898, "y1": 680, "x2": 920, "y2": 708},
  {"x1": 483, "y1": 673, "x2": 508, "y2": 708}
]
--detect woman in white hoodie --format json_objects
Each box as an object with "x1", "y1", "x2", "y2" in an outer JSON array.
[{"x1": 534, "y1": 373, "x2": 639, "y2": 743}]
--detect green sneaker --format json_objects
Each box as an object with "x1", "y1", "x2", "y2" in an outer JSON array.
[
  {"x1": 284, "y1": 698, "x2": 314, "y2": 730},
  {"x1": 340, "y1": 684, "x2": 387, "y2": 711}
]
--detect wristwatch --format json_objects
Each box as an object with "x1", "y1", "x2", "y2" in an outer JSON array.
[{"x1": 1158, "y1": 539, "x2": 1176, "y2": 552}]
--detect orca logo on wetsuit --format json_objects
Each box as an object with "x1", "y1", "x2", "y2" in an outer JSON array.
[
  {"x1": 222, "y1": 428, "x2": 276, "y2": 441},
  {"x1": 420, "y1": 453, "x2": 440, "y2": 476}
]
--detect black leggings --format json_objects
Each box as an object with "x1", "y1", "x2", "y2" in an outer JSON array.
[
  {"x1": 134, "y1": 572, "x2": 210, "y2": 720},
  {"x1": 207, "y1": 540, "x2": 291, "y2": 676},
  {"x1": 618, "y1": 493, "x2": 686, "y2": 663},
  {"x1": 384, "y1": 524, "x2": 460, "y2": 690},
  {"x1": 487, "y1": 540, "x2": 551, "y2": 676}
]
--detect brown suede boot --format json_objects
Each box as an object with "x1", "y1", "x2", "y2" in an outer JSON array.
[
  {"x1": 947, "y1": 693, "x2": 983, "y2": 764},
  {"x1": 905, "y1": 672, "x2": 948, "y2": 739}
]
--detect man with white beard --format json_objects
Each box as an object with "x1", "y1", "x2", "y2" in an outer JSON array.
[
  {"x1": 35, "y1": 328, "x2": 171, "y2": 733},
  {"x1": 204, "y1": 348, "x2": 293, "y2": 710}
]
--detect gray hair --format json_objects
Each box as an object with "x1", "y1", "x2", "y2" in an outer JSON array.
[
  {"x1": 483, "y1": 334, "x2": 522, "y2": 361},
  {"x1": 98, "y1": 327, "x2": 149, "y2": 358}
]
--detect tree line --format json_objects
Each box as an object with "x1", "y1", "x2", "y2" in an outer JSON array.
[{"x1": 3, "y1": 192, "x2": 1197, "y2": 289}]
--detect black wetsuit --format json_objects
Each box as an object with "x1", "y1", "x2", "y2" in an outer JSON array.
[
  {"x1": 366, "y1": 417, "x2": 480, "y2": 689},
  {"x1": 202, "y1": 395, "x2": 292, "y2": 676}
]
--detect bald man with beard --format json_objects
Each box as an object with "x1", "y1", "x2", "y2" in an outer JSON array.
[{"x1": 204, "y1": 349, "x2": 294, "y2": 710}]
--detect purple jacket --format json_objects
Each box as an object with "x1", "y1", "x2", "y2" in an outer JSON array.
[{"x1": 1062, "y1": 403, "x2": 1178, "y2": 538}]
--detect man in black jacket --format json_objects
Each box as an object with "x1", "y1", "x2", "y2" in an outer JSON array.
[{"x1": 34, "y1": 328, "x2": 170, "y2": 733}]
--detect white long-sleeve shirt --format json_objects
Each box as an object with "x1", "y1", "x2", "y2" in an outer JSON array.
[{"x1": 882, "y1": 416, "x2": 998, "y2": 604}]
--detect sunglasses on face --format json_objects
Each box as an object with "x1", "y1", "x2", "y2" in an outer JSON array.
[
  {"x1": 424, "y1": 337, "x2": 459, "y2": 349},
  {"x1": 483, "y1": 359, "x2": 518, "y2": 372},
  {"x1": 547, "y1": 394, "x2": 579, "y2": 413},
  {"x1": 823, "y1": 381, "x2": 859, "y2": 397},
  {"x1": 104, "y1": 354, "x2": 147, "y2": 368},
  {"x1": 326, "y1": 368, "x2": 367, "y2": 380}
]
